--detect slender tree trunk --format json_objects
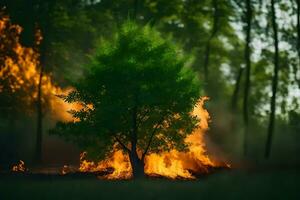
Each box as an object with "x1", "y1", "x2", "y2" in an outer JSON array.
[
  {"x1": 296, "y1": 0, "x2": 300, "y2": 87},
  {"x1": 265, "y1": 0, "x2": 279, "y2": 158},
  {"x1": 203, "y1": 0, "x2": 219, "y2": 82},
  {"x1": 34, "y1": 14, "x2": 45, "y2": 163},
  {"x1": 129, "y1": 102, "x2": 145, "y2": 178},
  {"x1": 33, "y1": 0, "x2": 55, "y2": 164},
  {"x1": 34, "y1": 26, "x2": 47, "y2": 164},
  {"x1": 231, "y1": 67, "x2": 244, "y2": 110},
  {"x1": 35, "y1": 56, "x2": 44, "y2": 163},
  {"x1": 242, "y1": 0, "x2": 253, "y2": 156}
]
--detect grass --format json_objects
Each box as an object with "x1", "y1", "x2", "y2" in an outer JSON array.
[{"x1": 0, "y1": 169, "x2": 298, "y2": 200}]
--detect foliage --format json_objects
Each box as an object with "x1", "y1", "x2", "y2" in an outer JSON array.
[{"x1": 52, "y1": 22, "x2": 201, "y2": 160}]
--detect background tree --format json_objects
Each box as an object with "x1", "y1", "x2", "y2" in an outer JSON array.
[
  {"x1": 1, "y1": 0, "x2": 101, "y2": 163},
  {"x1": 242, "y1": 0, "x2": 253, "y2": 156},
  {"x1": 52, "y1": 22, "x2": 201, "y2": 178},
  {"x1": 265, "y1": 0, "x2": 280, "y2": 158},
  {"x1": 0, "y1": 13, "x2": 60, "y2": 164}
]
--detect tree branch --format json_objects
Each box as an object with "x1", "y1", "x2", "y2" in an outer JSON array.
[
  {"x1": 137, "y1": 109, "x2": 150, "y2": 127},
  {"x1": 141, "y1": 117, "x2": 165, "y2": 161},
  {"x1": 114, "y1": 136, "x2": 131, "y2": 153}
]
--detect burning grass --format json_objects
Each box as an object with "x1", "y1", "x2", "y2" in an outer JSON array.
[
  {"x1": 76, "y1": 97, "x2": 229, "y2": 180},
  {"x1": 7, "y1": 98, "x2": 229, "y2": 180}
]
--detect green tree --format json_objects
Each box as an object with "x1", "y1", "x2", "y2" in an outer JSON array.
[
  {"x1": 242, "y1": 0, "x2": 253, "y2": 156},
  {"x1": 52, "y1": 22, "x2": 201, "y2": 178}
]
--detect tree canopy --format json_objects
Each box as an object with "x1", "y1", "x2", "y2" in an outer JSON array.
[{"x1": 52, "y1": 22, "x2": 201, "y2": 177}]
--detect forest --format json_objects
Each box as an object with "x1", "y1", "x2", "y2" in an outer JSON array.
[{"x1": 0, "y1": 0, "x2": 299, "y2": 199}]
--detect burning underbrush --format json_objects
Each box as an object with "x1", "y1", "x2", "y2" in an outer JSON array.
[
  {"x1": 76, "y1": 97, "x2": 229, "y2": 180},
  {"x1": 2, "y1": 14, "x2": 229, "y2": 180},
  {"x1": 8, "y1": 93, "x2": 229, "y2": 180}
]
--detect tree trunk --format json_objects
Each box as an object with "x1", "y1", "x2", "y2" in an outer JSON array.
[
  {"x1": 33, "y1": 0, "x2": 55, "y2": 164},
  {"x1": 129, "y1": 151, "x2": 145, "y2": 178},
  {"x1": 265, "y1": 0, "x2": 279, "y2": 159},
  {"x1": 231, "y1": 66, "x2": 244, "y2": 111},
  {"x1": 242, "y1": 0, "x2": 253, "y2": 156},
  {"x1": 35, "y1": 26, "x2": 47, "y2": 164},
  {"x1": 296, "y1": 0, "x2": 300, "y2": 87},
  {"x1": 130, "y1": 102, "x2": 145, "y2": 178},
  {"x1": 203, "y1": 0, "x2": 219, "y2": 82},
  {"x1": 35, "y1": 58, "x2": 43, "y2": 163}
]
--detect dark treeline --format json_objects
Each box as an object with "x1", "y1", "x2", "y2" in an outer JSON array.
[{"x1": 0, "y1": 0, "x2": 300, "y2": 168}]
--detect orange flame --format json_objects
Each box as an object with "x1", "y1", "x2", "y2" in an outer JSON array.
[
  {"x1": 61, "y1": 165, "x2": 70, "y2": 175},
  {"x1": 0, "y1": 15, "x2": 76, "y2": 119},
  {"x1": 79, "y1": 151, "x2": 132, "y2": 179},
  {"x1": 78, "y1": 97, "x2": 223, "y2": 179},
  {"x1": 12, "y1": 160, "x2": 27, "y2": 172}
]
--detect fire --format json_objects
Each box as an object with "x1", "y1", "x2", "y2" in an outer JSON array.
[
  {"x1": 12, "y1": 160, "x2": 27, "y2": 172},
  {"x1": 61, "y1": 165, "x2": 70, "y2": 175},
  {"x1": 1, "y1": 14, "x2": 226, "y2": 179},
  {"x1": 144, "y1": 97, "x2": 214, "y2": 178},
  {"x1": 79, "y1": 151, "x2": 132, "y2": 179},
  {"x1": 79, "y1": 97, "x2": 222, "y2": 179},
  {"x1": 0, "y1": 14, "x2": 76, "y2": 120}
]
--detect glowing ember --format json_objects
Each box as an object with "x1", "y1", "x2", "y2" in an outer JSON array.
[
  {"x1": 61, "y1": 165, "x2": 70, "y2": 175},
  {"x1": 12, "y1": 160, "x2": 27, "y2": 172}
]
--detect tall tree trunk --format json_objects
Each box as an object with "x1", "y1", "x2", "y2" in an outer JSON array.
[
  {"x1": 231, "y1": 67, "x2": 244, "y2": 110},
  {"x1": 34, "y1": 3, "x2": 45, "y2": 163},
  {"x1": 296, "y1": 0, "x2": 300, "y2": 87},
  {"x1": 33, "y1": 0, "x2": 55, "y2": 164},
  {"x1": 203, "y1": 0, "x2": 219, "y2": 82},
  {"x1": 242, "y1": 0, "x2": 253, "y2": 156},
  {"x1": 129, "y1": 102, "x2": 145, "y2": 178},
  {"x1": 35, "y1": 53, "x2": 44, "y2": 163},
  {"x1": 265, "y1": 0, "x2": 279, "y2": 158}
]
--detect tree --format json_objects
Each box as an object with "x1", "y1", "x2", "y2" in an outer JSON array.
[
  {"x1": 203, "y1": 0, "x2": 220, "y2": 82},
  {"x1": 265, "y1": 0, "x2": 279, "y2": 158},
  {"x1": 1, "y1": 0, "x2": 100, "y2": 163},
  {"x1": 52, "y1": 22, "x2": 201, "y2": 178},
  {"x1": 242, "y1": 0, "x2": 253, "y2": 156},
  {"x1": 297, "y1": 0, "x2": 300, "y2": 86}
]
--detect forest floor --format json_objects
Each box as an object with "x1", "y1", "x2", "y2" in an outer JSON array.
[{"x1": 0, "y1": 169, "x2": 299, "y2": 200}]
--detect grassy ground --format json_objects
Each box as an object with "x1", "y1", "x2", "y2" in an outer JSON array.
[{"x1": 0, "y1": 169, "x2": 298, "y2": 200}]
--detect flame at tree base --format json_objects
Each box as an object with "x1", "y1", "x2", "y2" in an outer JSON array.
[{"x1": 79, "y1": 97, "x2": 228, "y2": 180}]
